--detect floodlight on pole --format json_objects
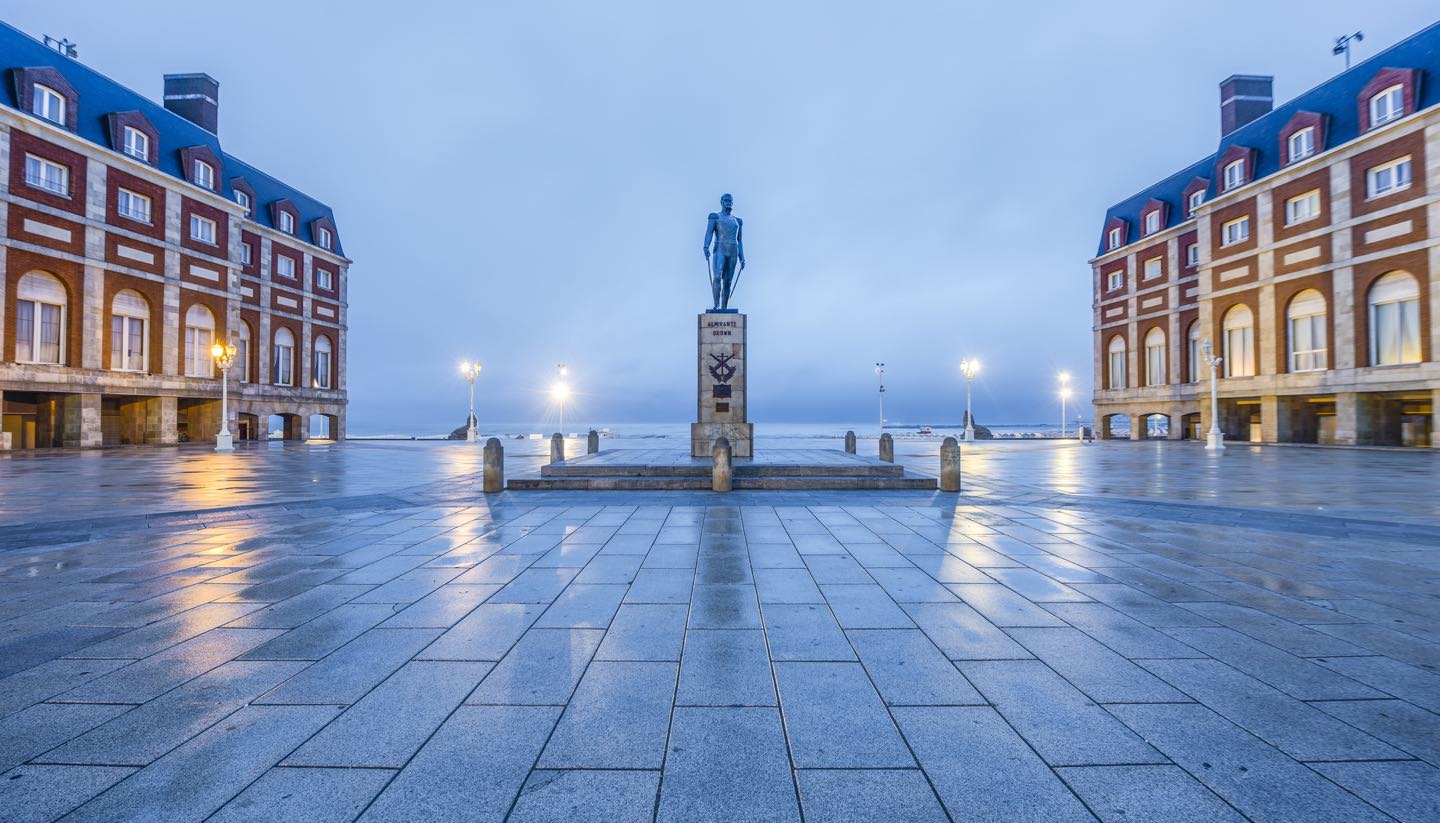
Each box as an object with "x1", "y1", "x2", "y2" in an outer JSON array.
[{"x1": 959, "y1": 358, "x2": 980, "y2": 442}]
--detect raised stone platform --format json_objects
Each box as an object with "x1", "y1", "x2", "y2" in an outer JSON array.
[{"x1": 509, "y1": 448, "x2": 937, "y2": 490}]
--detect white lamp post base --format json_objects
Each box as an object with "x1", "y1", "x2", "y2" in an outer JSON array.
[
  {"x1": 963, "y1": 427, "x2": 975, "y2": 443},
  {"x1": 215, "y1": 430, "x2": 235, "y2": 452},
  {"x1": 1205, "y1": 430, "x2": 1226, "y2": 451}
]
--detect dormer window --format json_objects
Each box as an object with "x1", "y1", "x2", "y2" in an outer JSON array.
[
  {"x1": 1222, "y1": 159, "x2": 1245, "y2": 191},
  {"x1": 235, "y1": 190, "x2": 251, "y2": 215},
  {"x1": 1287, "y1": 127, "x2": 1315, "y2": 163},
  {"x1": 1187, "y1": 190, "x2": 1204, "y2": 217},
  {"x1": 318, "y1": 227, "x2": 332, "y2": 249},
  {"x1": 1143, "y1": 211, "x2": 1160, "y2": 235},
  {"x1": 1107, "y1": 227, "x2": 1122, "y2": 250},
  {"x1": 280, "y1": 211, "x2": 296, "y2": 234},
  {"x1": 122, "y1": 127, "x2": 150, "y2": 162},
  {"x1": 194, "y1": 160, "x2": 215, "y2": 190},
  {"x1": 1368, "y1": 84, "x2": 1404, "y2": 128},
  {"x1": 31, "y1": 84, "x2": 65, "y2": 124}
]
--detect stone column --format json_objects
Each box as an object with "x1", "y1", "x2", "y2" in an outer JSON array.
[
  {"x1": 62, "y1": 393, "x2": 102, "y2": 448},
  {"x1": 550, "y1": 432, "x2": 565, "y2": 464},
  {"x1": 1167, "y1": 413, "x2": 1184, "y2": 440},
  {"x1": 878, "y1": 433, "x2": 894, "y2": 462},
  {"x1": 0, "y1": 388, "x2": 8, "y2": 450},
  {"x1": 587, "y1": 429, "x2": 600, "y2": 454},
  {"x1": 1260, "y1": 396, "x2": 1283, "y2": 443},
  {"x1": 939, "y1": 437, "x2": 961, "y2": 492},
  {"x1": 483, "y1": 437, "x2": 504, "y2": 493},
  {"x1": 1129, "y1": 413, "x2": 1146, "y2": 440},
  {"x1": 1431, "y1": 388, "x2": 1440, "y2": 448},
  {"x1": 844, "y1": 431, "x2": 856, "y2": 454},
  {"x1": 332, "y1": 411, "x2": 346, "y2": 442},
  {"x1": 712, "y1": 437, "x2": 733, "y2": 492}
]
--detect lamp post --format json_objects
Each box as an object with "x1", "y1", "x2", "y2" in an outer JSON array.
[
  {"x1": 1203, "y1": 340, "x2": 1226, "y2": 451},
  {"x1": 460, "y1": 361, "x2": 482, "y2": 443},
  {"x1": 1058, "y1": 371, "x2": 1071, "y2": 438},
  {"x1": 554, "y1": 363, "x2": 569, "y2": 437},
  {"x1": 875, "y1": 362, "x2": 885, "y2": 438},
  {"x1": 959, "y1": 358, "x2": 980, "y2": 442},
  {"x1": 211, "y1": 339, "x2": 238, "y2": 452}
]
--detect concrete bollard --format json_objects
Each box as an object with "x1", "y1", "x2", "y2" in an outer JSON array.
[
  {"x1": 844, "y1": 430, "x2": 856, "y2": 454},
  {"x1": 587, "y1": 429, "x2": 600, "y2": 454},
  {"x1": 940, "y1": 436, "x2": 961, "y2": 492},
  {"x1": 712, "y1": 437, "x2": 733, "y2": 492},
  {"x1": 550, "y1": 432, "x2": 565, "y2": 464},
  {"x1": 879, "y1": 432, "x2": 894, "y2": 463},
  {"x1": 483, "y1": 437, "x2": 505, "y2": 493}
]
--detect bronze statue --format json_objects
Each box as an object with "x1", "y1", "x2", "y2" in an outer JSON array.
[{"x1": 703, "y1": 193, "x2": 745, "y2": 310}]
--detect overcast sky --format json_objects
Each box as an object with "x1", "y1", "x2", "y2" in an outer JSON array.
[{"x1": 9, "y1": 1, "x2": 1439, "y2": 432}]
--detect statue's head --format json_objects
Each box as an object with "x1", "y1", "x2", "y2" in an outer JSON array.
[{"x1": 720, "y1": 193, "x2": 733, "y2": 209}]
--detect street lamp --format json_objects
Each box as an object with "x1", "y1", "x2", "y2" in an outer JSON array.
[
  {"x1": 1202, "y1": 340, "x2": 1226, "y2": 451},
  {"x1": 553, "y1": 363, "x2": 570, "y2": 436},
  {"x1": 211, "y1": 339, "x2": 238, "y2": 452},
  {"x1": 875, "y1": 362, "x2": 885, "y2": 437},
  {"x1": 959, "y1": 358, "x2": 980, "y2": 442},
  {"x1": 1058, "y1": 372, "x2": 1072, "y2": 438},
  {"x1": 460, "y1": 361, "x2": 482, "y2": 443}
]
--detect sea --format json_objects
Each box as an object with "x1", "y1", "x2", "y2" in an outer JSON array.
[{"x1": 351, "y1": 421, "x2": 1072, "y2": 442}]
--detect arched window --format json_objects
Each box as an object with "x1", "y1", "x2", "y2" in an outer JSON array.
[
  {"x1": 15, "y1": 272, "x2": 67, "y2": 365},
  {"x1": 236, "y1": 321, "x2": 252, "y2": 384},
  {"x1": 1187, "y1": 321, "x2": 1202, "y2": 382},
  {"x1": 273, "y1": 327, "x2": 295, "y2": 386},
  {"x1": 1223, "y1": 305, "x2": 1255, "y2": 377},
  {"x1": 313, "y1": 335, "x2": 333, "y2": 389},
  {"x1": 110, "y1": 289, "x2": 149, "y2": 372},
  {"x1": 1287, "y1": 290, "x2": 1327, "y2": 372},
  {"x1": 1368, "y1": 271, "x2": 1421, "y2": 366},
  {"x1": 1106, "y1": 335, "x2": 1127, "y2": 389},
  {"x1": 184, "y1": 304, "x2": 215, "y2": 377},
  {"x1": 1144, "y1": 328, "x2": 1166, "y2": 386}
]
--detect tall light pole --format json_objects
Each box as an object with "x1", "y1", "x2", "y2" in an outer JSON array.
[
  {"x1": 959, "y1": 358, "x2": 980, "y2": 442},
  {"x1": 460, "y1": 361, "x2": 482, "y2": 443},
  {"x1": 1203, "y1": 340, "x2": 1226, "y2": 451},
  {"x1": 1058, "y1": 371, "x2": 1071, "y2": 438},
  {"x1": 554, "y1": 363, "x2": 569, "y2": 436},
  {"x1": 211, "y1": 339, "x2": 238, "y2": 452},
  {"x1": 875, "y1": 362, "x2": 885, "y2": 437}
]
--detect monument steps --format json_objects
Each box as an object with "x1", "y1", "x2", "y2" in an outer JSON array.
[
  {"x1": 508, "y1": 473, "x2": 937, "y2": 491},
  {"x1": 540, "y1": 459, "x2": 904, "y2": 478}
]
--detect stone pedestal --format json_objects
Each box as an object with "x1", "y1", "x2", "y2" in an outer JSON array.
[{"x1": 692, "y1": 312, "x2": 753, "y2": 458}]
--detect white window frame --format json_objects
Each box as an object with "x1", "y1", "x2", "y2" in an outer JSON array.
[
  {"x1": 1222, "y1": 159, "x2": 1245, "y2": 191},
  {"x1": 1107, "y1": 227, "x2": 1122, "y2": 250},
  {"x1": 1106, "y1": 270, "x2": 1123, "y2": 291},
  {"x1": 1187, "y1": 190, "x2": 1204, "y2": 217},
  {"x1": 1366, "y1": 157, "x2": 1412, "y2": 199},
  {"x1": 1106, "y1": 337, "x2": 1126, "y2": 390},
  {"x1": 316, "y1": 267, "x2": 333, "y2": 290},
  {"x1": 273, "y1": 328, "x2": 295, "y2": 386},
  {"x1": 240, "y1": 243, "x2": 253, "y2": 266},
  {"x1": 23, "y1": 154, "x2": 69, "y2": 196},
  {"x1": 1221, "y1": 216, "x2": 1250, "y2": 247},
  {"x1": 190, "y1": 214, "x2": 218, "y2": 245},
  {"x1": 1368, "y1": 84, "x2": 1404, "y2": 128},
  {"x1": 318, "y1": 226, "x2": 332, "y2": 249},
  {"x1": 1143, "y1": 211, "x2": 1160, "y2": 235},
  {"x1": 184, "y1": 306, "x2": 216, "y2": 378},
  {"x1": 237, "y1": 322, "x2": 252, "y2": 383},
  {"x1": 1287, "y1": 127, "x2": 1315, "y2": 163},
  {"x1": 1223, "y1": 307, "x2": 1255, "y2": 378},
  {"x1": 1186, "y1": 243, "x2": 1199, "y2": 267},
  {"x1": 14, "y1": 274, "x2": 67, "y2": 365},
  {"x1": 313, "y1": 336, "x2": 333, "y2": 389},
  {"x1": 275, "y1": 255, "x2": 296, "y2": 279},
  {"x1": 235, "y1": 190, "x2": 251, "y2": 215},
  {"x1": 1143, "y1": 257, "x2": 1162, "y2": 281},
  {"x1": 279, "y1": 211, "x2": 296, "y2": 234},
  {"x1": 1187, "y1": 322, "x2": 1202, "y2": 382},
  {"x1": 31, "y1": 84, "x2": 65, "y2": 125},
  {"x1": 117, "y1": 188, "x2": 152, "y2": 224},
  {"x1": 1286, "y1": 291, "x2": 1328, "y2": 373},
  {"x1": 109, "y1": 291, "x2": 149, "y2": 373},
  {"x1": 1284, "y1": 190, "x2": 1321, "y2": 226},
  {"x1": 1144, "y1": 329, "x2": 1166, "y2": 387},
  {"x1": 194, "y1": 159, "x2": 215, "y2": 190},
  {"x1": 1368, "y1": 273, "x2": 1422, "y2": 366},
  {"x1": 122, "y1": 126, "x2": 149, "y2": 162}
]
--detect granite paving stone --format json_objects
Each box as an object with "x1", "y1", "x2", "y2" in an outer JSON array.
[
  {"x1": 1039, "y1": 602, "x2": 1204, "y2": 659},
  {"x1": 657, "y1": 706, "x2": 801, "y2": 823},
  {"x1": 677, "y1": 628, "x2": 776, "y2": 706},
  {"x1": 0, "y1": 703, "x2": 131, "y2": 773},
  {"x1": 0, "y1": 764, "x2": 137, "y2": 823},
  {"x1": 508, "y1": 769, "x2": 660, "y2": 823},
  {"x1": 65, "y1": 603, "x2": 264, "y2": 660},
  {"x1": 1057, "y1": 765, "x2": 1246, "y2": 823},
  {"x1": 762, "y1": 603, "x2": 856, "y2": 661},
  {"x1": 1006, "y1": 627, "x2": 1189, "y2": 703},
  {"x1": 1310, "y1": 760, "x2": 1440, "y2": 823},
  {"x1": 0, "y1": 658, "x2": 130, "y2": 719},
  {"x1": 1163, "y1": 627, "x2": 1386, "y2": 701},
  {"x1": 688, "y1": 583, "x2": 762, "y2": 628},
  {"x1": 846, "y1": 629, "x2": 984, "y2": 705},
  {"x1": 901, "y1": 602, "x2": 1034, "y2": 660},
  {"x1": 379, "y1": 583, "x2": 502, "y2": 628},
  {"x1": 535, "y1": 583, "x2": 628, "y2": 628},
  {"x1": 538, "y1": 661, "x2": 677, "y2": 769},
  {"x1": 466, "y1": 628, "x2": 604, "y2": 705},
  {"x1": 947, "y1": 583, "x2": 1067, "y2": 627},
  {"x1": 237, "y1": 603, "x2": 398, "y2": 661},
  {"x1": 52, "y1": 628, "x2": 283, "y2": 705},
  {"x1": 595, "y1": 603, "x2": 689, "y2": 661},
  {"x1": 753, "y1": 567, "x2": 825, "y2": 603},
  {"x1": 255, "y1": 627, "x2": 442, "y2": 705},
  {"x1": 489, "y1": 567, "x2": 583, "y2": 604},
  {"x1": 796, "y1": 769, "x2": 948, "y2": 823},
  {"x1": 416, "y1": 602, "x2": 546, "y2": 661},
  {"x1": 1313, "y1": 654, "x2": 1440, "y2": 712},
  {"x1": 208, "y1": 766, "x2": 394, "y2": 823},
  {"x1": 819, "y1": 584, "x2": 914, "y2": 629},
  {"x1": 624, "y1": 568, "x2": 694, "y2": 604},
  {"x1": 1311, "y1": 698, "x2": 1440, "y2": 764}
]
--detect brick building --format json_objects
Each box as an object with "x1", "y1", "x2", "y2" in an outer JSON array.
[
  {"x1": 1091, "y1": 23, "x2": 1439, "y2": 447},
  {"x1": 0, "y1": 21, "x2": 347, "y2": 449}
]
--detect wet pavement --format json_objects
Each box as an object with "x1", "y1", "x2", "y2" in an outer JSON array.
[{"x1": 0, "y1": 441, "x2": 1437, "y2": 821}]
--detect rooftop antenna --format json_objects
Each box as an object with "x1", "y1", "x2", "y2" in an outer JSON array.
[
  {"x1": 41, "y1": 35, "x2": 79, "y2": 59},
  {"x1": 1333, "y1": 31, "x2": 1363, "y2": 69}
]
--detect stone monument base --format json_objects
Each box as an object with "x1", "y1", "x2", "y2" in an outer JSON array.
[{"x1": 691, "y1": 422, "x2": 753, "y2": 459}]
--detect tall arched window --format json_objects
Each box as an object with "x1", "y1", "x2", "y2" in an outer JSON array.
[
  {"x1": 110, "y1": 289, "x2": 149, "y2": 372},
  {"x1": 14, "y1": 272, "x2": 67, "y2": 365},
  {"x1": 184, "y1": 305, "x2": 215, "y2": 377},
  {"x1": 1368, "y1": 271, "x2": 1421, "y2": 365},
  {"x1": 1144, "y1": 328, "x2": 1166, "y2": 386},
  {"x1": 1107, "y1": 335, "x2": 1127, "y2": 389},
  {"x1": 313, "y1": 335, "x2": 333, "y2": 389},
  {"x1": 1223, "y1": 305, "x2": 1255, "y2": 377},
  {"x1": 1287, "y1": 289, "x2": 1327, "y2": 372},
  {"x1": 273, "y1": 327, "x2": 295, "y2": 386},
  {"x1": 1187, "y1": 321, "x2": 1202, "y2": 382},
  {"x1": 236, "y1": 321, "x2": 252, "y2": 383}
]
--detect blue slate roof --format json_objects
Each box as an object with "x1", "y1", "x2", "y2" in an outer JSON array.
[
  {"x1": 1097, "y1": 18, "x2": 1440, "y2": 257},
  {"x1": 0, "y1": 21, "x2": 342, "y2": 256}
]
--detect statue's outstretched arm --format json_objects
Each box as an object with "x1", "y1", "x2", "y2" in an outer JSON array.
[{"x1": 703, "y1": 213, "x2": 717, "y2": 258}]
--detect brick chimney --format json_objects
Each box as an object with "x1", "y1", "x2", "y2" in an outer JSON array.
[
  {"x1": 1219, "y1": 74, "x2": 1273, "y2": 137},
  {"x1": 163, "y1": 73, "x2": 219, "y2": 134}
]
